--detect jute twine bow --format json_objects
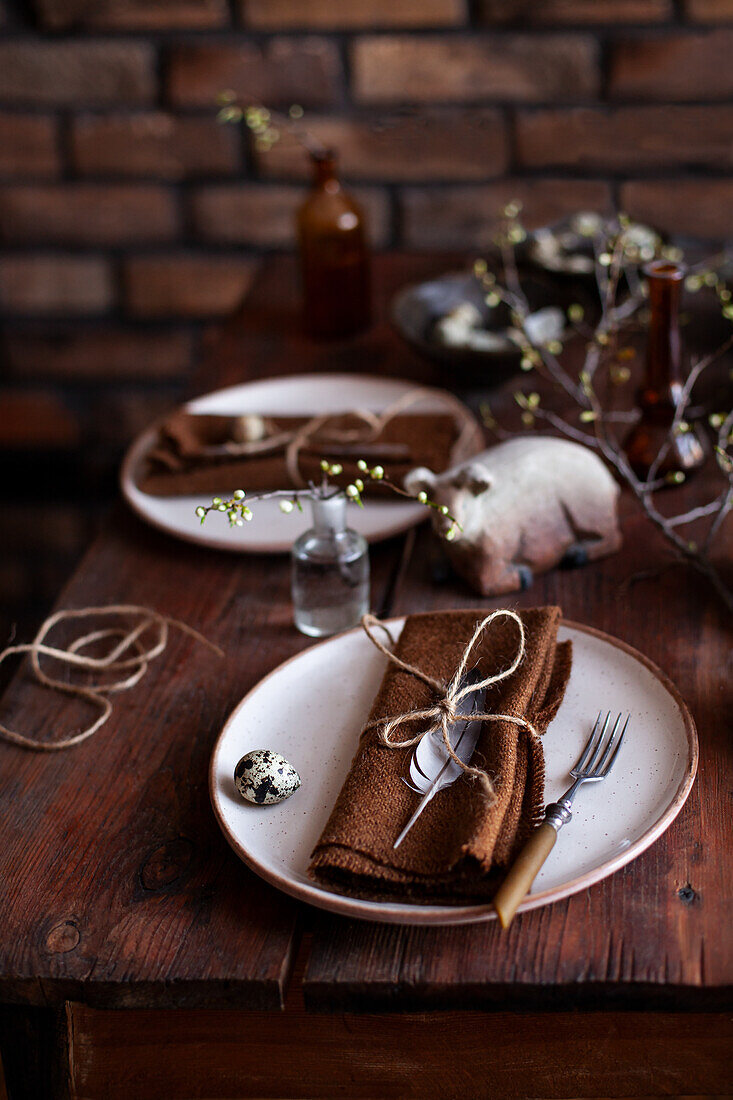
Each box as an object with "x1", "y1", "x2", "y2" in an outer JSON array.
[
  {"x1": 0, "y1": 605, "x2": 224, "y2": 752},
  {"x1": 217, "y1": 388, "x2": 478, "y2": 489},
  {"x1": 360, "y1": 610, "x2": 540, "y2": 799}
]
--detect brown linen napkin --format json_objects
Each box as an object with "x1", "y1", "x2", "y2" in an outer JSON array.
[
  {"x1": 308, "y1": 607, "x2": 572, "y2": 902},
  {"x1": 136, "y1": 410, "x2": 464, "y2": 498}
]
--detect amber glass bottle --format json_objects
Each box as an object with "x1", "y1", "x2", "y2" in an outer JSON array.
[
  {"x1": 624, "y1": 260, "x2": 704, "y2": 479},
  {"x1": 297, "y1": 150, "x2": 371, "y2": 339}
]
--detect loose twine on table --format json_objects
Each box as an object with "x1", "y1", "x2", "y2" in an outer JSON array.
[
  {"x1": 360, "y1": 609, "x2": 541, "y2": 799},
  {"x1": 212, "y1": 387, "x2": 480, "y2": 488},
  {"x1": 0, "y1": 606, "x2": 224, "y2": 752}
]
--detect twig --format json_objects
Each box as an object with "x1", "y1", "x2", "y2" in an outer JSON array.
[{"x1": 489, "y1": 211, "x2": 733, "y2": 612}]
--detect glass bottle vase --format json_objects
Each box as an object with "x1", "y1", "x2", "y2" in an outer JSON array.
[
  {"x1": 296, "y1": 149, "x2": 372, "y2": 340},
  {"x1": 291, "y1": 495, "x2": 369, "y2": 638},
  {"x1": 624, "y1": 259, "x2": 705, "y2": 480}
]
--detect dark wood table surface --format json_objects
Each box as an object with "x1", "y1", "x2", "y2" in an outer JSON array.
[{"x1": 0, "y1": 255, "x2": 730, "y2": 1100}]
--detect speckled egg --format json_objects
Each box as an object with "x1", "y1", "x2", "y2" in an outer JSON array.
[{"x1": 234, "y1": 750, "x2": 301, "y2": 805}]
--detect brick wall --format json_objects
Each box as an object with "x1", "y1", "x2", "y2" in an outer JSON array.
[{"x1": 1, "y1": 0, "x2": 732, "y2": 636}]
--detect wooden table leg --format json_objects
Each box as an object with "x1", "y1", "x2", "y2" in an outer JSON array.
[{"x1": 0, "y1": 1005, "x2": 70, "y2": 1100}]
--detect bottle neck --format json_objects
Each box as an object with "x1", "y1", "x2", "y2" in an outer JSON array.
[
  {"x1": 311, "y1": 152, "x2": 340, "y2": 193},
  {"x1": 644, "y1": 261, "x2": 685, "y2": 393},
  {"x1": 310, "y1": 494, "x2": 347, "y2": 536}
]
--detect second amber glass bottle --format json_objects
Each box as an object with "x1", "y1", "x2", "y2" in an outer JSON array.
[
  {"x1": 624, "y1": 260, "x2": 704, "y2": 479},
  {"x1": 297, "y1": 150, "x2": 371, "y2": 340}
]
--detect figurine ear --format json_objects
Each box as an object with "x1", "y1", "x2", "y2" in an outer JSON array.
[
  {"x1": 404, "y1": 466, "x2": 436, "y2": 497},
  {"x1": 454, "y1": 462, "x2": 492, "y2": 495}
]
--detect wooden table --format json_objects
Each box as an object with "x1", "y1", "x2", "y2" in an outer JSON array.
[{"x1": 0, "y1": 255, "x2": 730, "y2": 1100}]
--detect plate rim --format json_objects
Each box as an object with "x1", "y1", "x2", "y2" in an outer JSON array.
[
  {"x1": 208, "y1": 616, "x2": 698, "y2": 925},
  {"x1": 119, "y1": 372, "x2": 482, "y2": 555}
]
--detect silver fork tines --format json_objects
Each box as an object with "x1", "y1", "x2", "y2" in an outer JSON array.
[
  {"x1": 545, "y1": 711, "x2": 630, "y2": 831},
  {"x1": 572, "y1": 711, "x2": 629, "y2": 781}
]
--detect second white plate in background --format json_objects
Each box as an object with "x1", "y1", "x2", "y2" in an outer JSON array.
[{"x1": 121, "y1": 373, "x2": 480, "y2": 554}]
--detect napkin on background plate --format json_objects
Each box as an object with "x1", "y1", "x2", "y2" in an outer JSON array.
[
  {"x1": 309, "y1": 607, "x2": 571, "y2": 903},
  {"x1": 136, "y1": 410, "x2": 464, "y2": 498}
]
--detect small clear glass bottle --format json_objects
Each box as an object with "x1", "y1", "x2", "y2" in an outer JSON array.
[{"x1": 291, "y1": 494, "x2": 369, "y2": 638}]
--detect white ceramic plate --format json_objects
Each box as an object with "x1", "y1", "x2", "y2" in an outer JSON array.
[
  {"x1": 210, "y1": 618, "x2": 697, "y2": 925},
  {"x1": 120, "y1": 373, "x2": 479, "y2": 554}
]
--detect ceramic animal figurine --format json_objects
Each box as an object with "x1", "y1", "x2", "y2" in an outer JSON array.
[{"x1": 404, "y1": 436, "x2": 622, "y2": 596}]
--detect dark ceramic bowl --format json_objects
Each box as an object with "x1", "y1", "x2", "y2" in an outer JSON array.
[
  {"x1": 391, "y1": 269, "x2": 579, "y2": 378},
  {"x1": 519, "y1": 212, "x2": 663, "y2": 278}
]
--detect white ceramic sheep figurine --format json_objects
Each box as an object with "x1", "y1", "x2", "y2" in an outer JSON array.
[{"x1": 405, "y1": 436, "x2": 622, "y2": 596}]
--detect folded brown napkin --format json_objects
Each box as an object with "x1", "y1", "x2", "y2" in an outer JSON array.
[
  {"x1": 136, "y1": 409, "x2": 465, "y2": 498},
  {"x1": 309, "y1": 607, "x2": 572, "y2": 903}
]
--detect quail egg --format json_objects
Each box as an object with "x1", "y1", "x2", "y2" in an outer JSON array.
[
  {"x1": 234, "y1": 750, "x2": 301, "y2": 805},
  {"x1": 232, "y1": 414, "x2": 267, "y2": 444}
]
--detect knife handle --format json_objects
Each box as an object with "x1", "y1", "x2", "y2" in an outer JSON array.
[{"x1": 493, "y1": 821, "x2": 557, "y2": 929}]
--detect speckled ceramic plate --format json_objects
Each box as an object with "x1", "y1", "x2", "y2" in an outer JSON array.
[
  {"x1": 120, "y1": 373, "x2": 481, "y2": 554},
  {"x1": 209, "y1": 619, "x2": 697, "y2": 925}
]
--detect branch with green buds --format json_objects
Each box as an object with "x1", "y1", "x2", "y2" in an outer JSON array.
[
  {"x1": 477, "y1": 203, "x2": 733, "y2": 612},
  {"x1": 215, "y1": 91, "x2": 327, "y2": 159},
  {"x1": 195, "y1": 459, "x2": 461, "y2": 538}
]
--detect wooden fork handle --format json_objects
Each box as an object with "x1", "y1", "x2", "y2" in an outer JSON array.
[{"x1": 493, "y1": 822, "x2": 557, "y2": 929}]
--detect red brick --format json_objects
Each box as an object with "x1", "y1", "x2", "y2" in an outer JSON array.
[
  {"x1": 124, "y1": 255, "x2": 258, "y2": 317},
  {"x1": 72, "y1": 113, "x2": 239, "y2": 179},
  {"x1": 620, "y1": 179, "x2": 733, "y2": 240},
  {"x1": 242, "y1": 0, "x2": 466, "y2": 28},
  {"x1": 609, "y1": 31, "x2": 733, "y2": 100},
  {"x1": 0, "y1": 42, "x2": 155, "y2": 107},
  {"x1": 352, "y1": 34, "x2": 599, "y2": 104},
  {"x1": 31, "y1": 0, "x2": 93, "y2": 28},
  {"x1": 516, "y1": 105, "x2": 733, "y2": 170},
  {"x1": 86, "y1": 0, "x2": 229, "y2": 29},
  {"x1": 4, "y1": 327, "x2": 193, "y2": 380},
  {"x1": 0, "y1": 185, "x2": 178, "y2": 245},
  {"x1": 257, "y1": 110, "x2": 508, "y2": 182},
  {"x1": 685, "y1": 0, "x2": 733, "y2": 19},
  {"x1": 192, "y1": 184, "x2": 390, "y2": 247},
  {"x1": 33, "y1": 0, "x2": 227, "y2": 29},
  {"x1": 167, "y1": 39, "x2": 342, "y2": 109},
  {"x1": 0, "y1": 255, "x2": 113, "y2": 315},
  {"x1": 401, "y1": 179, "x2": 613, "y2": 249},
  {"x1": 478, "y1": 0, "x2": 671, "y2": 21},
  {"x1": 0, "y1": 390, "x2": 80, "y2": 448},
  {"x1": 0, "y1": 113, "x2": 58, "y2": 177}
]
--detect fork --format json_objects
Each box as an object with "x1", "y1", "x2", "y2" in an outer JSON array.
[{"x1": 493, "y1": 711, "x2": 630, "y2": 929}]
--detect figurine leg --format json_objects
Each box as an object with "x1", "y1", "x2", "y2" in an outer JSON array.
[
  {"x1": 560, "y1": 543, "x2": 589, "y2": 569},
  {"x1": 516, "y1": 564, "x2": 534, "y2": 590},
  {"x1": 561, "y1": 526, "x2": 621, "y2": 569},
  {"x1": 584, "y1": 524, "x2": 623, "y2": 560},
  {"x1": 476, "y1": 562, "x2": 532, "y2": 595}
]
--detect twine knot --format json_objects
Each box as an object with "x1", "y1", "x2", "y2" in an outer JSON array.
[
  {"x1": 360, "y1": 609, "x2": 540, "y2": 800},
  {"x1": 436, "y1": 696, "x2": 457, "y2": 722}
]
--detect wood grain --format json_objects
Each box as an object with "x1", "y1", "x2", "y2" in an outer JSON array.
[
  {"x1": 66, "y1": 1003, "x2": 733, "y2": 1099},
  {"x1": 0, "y1": 505, "x2": 405, "y2": 1010},
  {"x1": 0, "y1": 255, "x2": 730, "y2": 1040}
]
